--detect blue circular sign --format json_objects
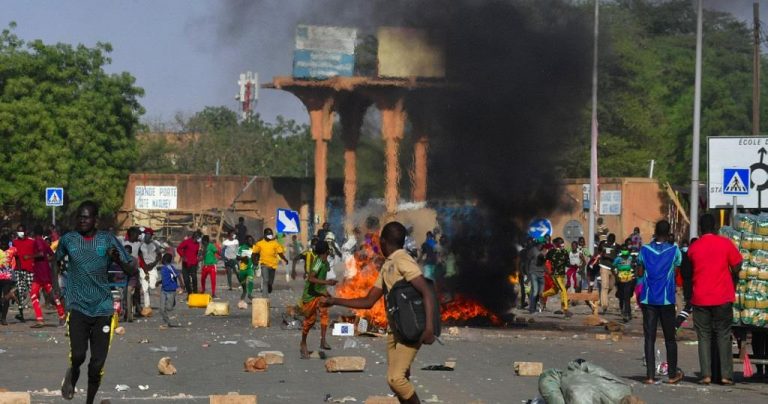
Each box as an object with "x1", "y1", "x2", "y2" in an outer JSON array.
[{"x1": 528, "y1": 218, "x2": 553, "y2": 239}]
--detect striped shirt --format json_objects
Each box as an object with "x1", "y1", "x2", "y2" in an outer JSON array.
[{"x1": 56, "y1": 231, "x2": 133, "y2": 317}]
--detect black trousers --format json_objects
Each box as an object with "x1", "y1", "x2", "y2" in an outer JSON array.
[
  {"x1": 182, "y1": 262, "x2": 198, "y2": 294},
  {"x1": 617, "y1": 280, "x2": 636, "y2": 320},
  {"x1": 67, "y1": 310, "x2": 114, "y2": 402},
  {"x1": 642, "y1": 304, "x2": 678, "y2": 379},
  {"x1": 0, "y1": 279, "x2": 14, "y2": 322}
]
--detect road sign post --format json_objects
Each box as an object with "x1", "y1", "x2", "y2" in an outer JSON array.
[
  {"x1": 276, "y1": 208, "x2": 300, "y2": 234},
  {"x1": 45, "y1": 188, "x2": 64, "y2": 226}
]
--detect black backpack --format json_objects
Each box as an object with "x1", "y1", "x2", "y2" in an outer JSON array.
[{"x1": 384, "y1": 278, "x2": 442, "y2": 344}]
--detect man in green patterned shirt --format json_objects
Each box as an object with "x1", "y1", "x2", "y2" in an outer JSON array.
[
  {"x1": 56, "y1": 201, "x2": 135, "y2": 404},
  {"x1": 543, "y1": 237, "x2": 573, "y2": 317}
]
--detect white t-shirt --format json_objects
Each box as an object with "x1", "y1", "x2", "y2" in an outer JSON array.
[
  {"x1": 222, "y1": 239, "x2": 239, "y2": 260},
  {"x1": 139, "y1": 241, "x2": 162, "y2": 267},
  {"x1": 569, "y1": 251, "x2": 582, "y2": 266}
]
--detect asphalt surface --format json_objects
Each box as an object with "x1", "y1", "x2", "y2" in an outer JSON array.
[{"x1": 1, "y1": 267, "x2": 768, "y2": 404}]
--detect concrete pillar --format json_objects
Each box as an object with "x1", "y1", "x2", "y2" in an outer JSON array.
[
  {"x1": 375, "y1": 91, "x2": 407, "y2": 217},
  {"x1": 411, "y1": 137, "x2": 428, "y2": 202},
  {"x1": 338, "y1": 94, "x2": 371, "y2": 234},
  {"x1": 294, "y1": 90, "x2": 335, "y2": 226},
  {"x1": 406, "y1": 94, "x2": 435, "y2": 203}
]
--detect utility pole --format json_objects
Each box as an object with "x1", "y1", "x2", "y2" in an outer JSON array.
[
  {"x1": 689, "y1": 0, "x2": 703, "y2": 241},
  {"x1": 588, "y1": 0, "x2": 599, "y2": 255},
  {"x1": 754, "y1": 0, "x2": 761, "y2": 136}
]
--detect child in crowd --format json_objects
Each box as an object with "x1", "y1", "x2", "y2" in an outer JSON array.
[
  {"x1": 567, "y1": 241, "x2": 585, "y2": 292},
  {"x1": 158, "y1": 253, "x2": 183, "y2": 328},
  {"x1": 300, "y1": 240, "x2": 336, "y2": 359}
]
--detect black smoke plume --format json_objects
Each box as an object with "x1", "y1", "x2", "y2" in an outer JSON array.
[{"x1": 214, "y1": 0, "x2": 593, "y2": 315}]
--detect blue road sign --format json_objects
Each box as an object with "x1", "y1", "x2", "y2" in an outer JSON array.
[
  {"x1": 723, "y1": 168, "x2": 750, "y2": 195},
  {"x1": 276, "y1": 208, "x2": 300, "y2": 234},
  {"x1": 528, "y1": 218, "x2": 553, "y2": 239},
  {"x1": 45, "y1": 188, "x2": 64, "y2": 207}
]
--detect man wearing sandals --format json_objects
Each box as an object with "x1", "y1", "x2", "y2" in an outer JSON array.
[
  {"x1": 687, "y1": 213, "x2": 742, "y2": 385},
  {"x1": 637, "y1": 220, "x2": 684, "y2": 385}
]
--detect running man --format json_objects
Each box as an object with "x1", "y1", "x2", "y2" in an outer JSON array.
[
  {"x1": 300, "y1": 240, "x2": 336, "y2": 358},
  {"x1": 57, "y1": 201, "x2": 135, "y2": 404},
  {"x1": 252, "y1": 228, "x2": 288, "y2": 298}
]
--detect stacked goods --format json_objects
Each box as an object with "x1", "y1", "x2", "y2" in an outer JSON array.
[{"x1": 725, "y1": 215, "x2": 768, "y2": 328}]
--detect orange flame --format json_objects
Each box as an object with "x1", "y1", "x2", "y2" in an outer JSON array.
[
  {"x1": 441, "y1": 295, "x2": 501, "y2": 325},
  {"x1": 336, "y1": 235, "x2": 389, "y2": 327}
]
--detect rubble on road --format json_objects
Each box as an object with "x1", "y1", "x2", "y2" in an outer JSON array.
[
  {"x1": 325, "y1": 356, "x2": 366, "y2": 372},
  {"x1": 514, "y1": 361, "x2": 543, "y2": 376},
  {"x1": 244, "y1": 356, "x2": 267, "y2": 372},
  {"x1": 257, "y1": 351, "x2": 284, "y2": 365},
  {"x1": 157, "y1": 357, "x2": 177, "y2": 375}
]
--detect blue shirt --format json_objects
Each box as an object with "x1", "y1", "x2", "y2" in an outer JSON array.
[
  {"x1": 56, "y1": 231, "x2": 133, "y2": 317},
  {"x1": 637, "y1": 241, "x2": 681, "y2": 305},
  {"x1": 160, "y1": 264, "x2": 180, "y2": 292}
]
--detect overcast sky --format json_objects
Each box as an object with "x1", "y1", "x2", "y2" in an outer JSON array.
[{"x1": 2, "y1": 0, "x2": 764, "y2": 126}]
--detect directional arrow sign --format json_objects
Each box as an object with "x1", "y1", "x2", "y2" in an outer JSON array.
[
  {"x1": 276, "y1": 208, "x2": 300, "y2": 234},
  {"x1": 527, "y1": 218, "x2": 552, "y2": 239}
]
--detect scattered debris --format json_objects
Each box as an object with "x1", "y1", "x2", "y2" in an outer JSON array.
[
  {"x1": 620, "y1": 395, "x2": 646, "y2": 404},
  {"x1": 327, "y1": 396, "x2": 358, "y2": 403},
  {"x1": 539, "y1": 360, "x2": 631, "y2": 404},
  {"x1": 423, "y1": 395, "x2": 443, "y2": 403},
  {"x1": 310, "y1": 351, "x2": 327, "y2": 360},
  {"x1": 610, "y1": 332, "x2": 622, "y2": 342},
  {"x1": 244, "y1": 339, "x2": 270, "y2": 348},
  {"x1": 343, "y1": 339, "x2": 359, "y2": 349},
  {"x1": 157, "y1": 357, "x2": 177, "y2": 375},
  {"x1": 444, "y1": 358, "x2": 456, "y2": 369},
  {"x1": 219, "y1": 340, "x2": 238, "y2": 345},
  {"x1": 237, "y1": 300, "x2": 248, "y2": 310},
  {"x1": 333, "y1": 323, "x2": 355, "y2": 336},
  {"x1": 138, "y1": 385, "x2": 149, "y2": 391},
  {"x1": 205, "y1": 301, "x2": 231, "y2": 316},
  {"x1": 605, "y1": 321, "x2": 624, "y2": 333},
  {"x1": 149, "y1": 346, "x2": 177, "y2": 352},
  {"x1": 210, "y1": 394, "x2": 257, "y2": 404},
  {"x1": 447, "y1": 327, "x2": 460, "y2": 336},
  {"x1": 364, "y1": 397, "x2": 398, "y2": 404},
  {"x1": 244, "y1": 356, "x2": 267, "y2": 372},
  {"x1": 421, "y1": 365, "x2": 454, "y2": 371},
  {"x1": 114, "y1": 327, "x2": 125, "y2": 336},
  {"x1": 514, "y1": 362, "x2": 543, "y2": 377},
  {"x1": 139, "y1": 338, "x2": 149, "y2": 344},
  {"x1": 202, "y1": 343, "x2": 210, "y2": 348},
  {"x1": 325, "y1": 356, "x2": 366, "y2": 372},
  {"x1": 0, "y1": 349, "x2": 6, "y2": 354},
  {"x1": 258, "y1": 351, "x2": 284, "y2": 365},
  {"x1": 251, "y1": 298, "x2": 270, "y2": 328},
  {"x1": 596, "y1": 334, "x2": 609, "y2": 341},
  {"x1": 140, "y1": 307, "x2": 153, "y2": 317},
  {"x1": 583, "y1": 315, "x2": 607, "y2": 327},
  {"x1": 115, "y1": 384, "x2": 130, "y2": 392}
]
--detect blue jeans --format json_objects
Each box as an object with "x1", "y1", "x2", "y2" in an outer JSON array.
[{"x1": 529, "y1": 274, "x2": 544, "y2": 313}]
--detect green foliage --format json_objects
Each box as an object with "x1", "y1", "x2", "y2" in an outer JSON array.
[
  {"x1": 137, "y1": 109, "x2": 314, "y2": 178},
  {"x1": 562, "y1": 0, "x2": 763, "y2": 185},
  {"x1": 0, "y1": 24, "x2": 144, "y2": 219}
]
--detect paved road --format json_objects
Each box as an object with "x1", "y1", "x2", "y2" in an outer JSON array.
[{"x1": 1, "y1": 269, "x2": 767, "y2": 403}]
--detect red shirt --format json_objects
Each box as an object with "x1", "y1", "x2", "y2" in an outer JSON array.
[
  {"x1": 32, "y1": 236, "x2": 53, "y2": 284},
  {"x1": 687, "y1": 233, "x2": 742, "y2": 306},
  {"x1": 177, "y1": 238, "x2": 200, "y2": 266},
  {"x1": 13, "y1": 237, "x2": 35, "y2": 272}
]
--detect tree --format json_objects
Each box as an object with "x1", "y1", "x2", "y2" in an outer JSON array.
[
  {"x1": 561, "y1": 0, "x2": 765, "y2": 185},
  {"x1": 0, "y1": 23, "x2": 144, "y2": 220}
]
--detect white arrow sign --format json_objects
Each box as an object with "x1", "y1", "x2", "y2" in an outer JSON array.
[{"x1": 278, "y1": 210, "x2": 299, "y2": 233}]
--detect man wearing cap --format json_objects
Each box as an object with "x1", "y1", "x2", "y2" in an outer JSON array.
[{"x1": 252, "y1": 228, "x2": 289, "y2": 298}]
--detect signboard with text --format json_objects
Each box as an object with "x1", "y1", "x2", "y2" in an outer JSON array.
[
  {"x1": 292, "y1": 25, "x2": 356, "y2": 79},
  {"x1": 708, "y1": 137, "x2": 768, "y2": 208},
  {"x1": 135, "y1": 186, "x2": 177, "y2": 210}
]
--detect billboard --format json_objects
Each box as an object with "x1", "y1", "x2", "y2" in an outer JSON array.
[
  {"x1": 377, "y1": 27, "x2": 445, "y2": 78},
  {"x1": 293, "y1": 25, "x2": 357, "y2": 79},
  {"x1": 135, "y1": 186, "x2": 178, "y2": 210},
  {"x1": 707, "y1": 136, "x2": 768, "y2": 208}
]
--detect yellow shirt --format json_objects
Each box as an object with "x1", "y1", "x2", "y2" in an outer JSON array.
[
  {"x1": 252, "y1": 239, "x2": 284, "y2": 269},
  {"x1": 374, "y1": 249, "x2": 423, "y2": 291}
]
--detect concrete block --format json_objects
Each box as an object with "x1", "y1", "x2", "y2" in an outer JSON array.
[
  {"x1": 257, "y1": 351, "x2": 284, "y2": 365},
  {"x1": 364, "y1": 396, "x2": 399, "y2": 404},
  {"x1": 158, "y1": 357, "x2": 177, "y2": 375},
  {"x1": 0, "y1": 392, "x2": 31, "y2": 404},
  {"x1": 251, "y1": 298, "x2": 270, "y2": 328},
  {"x1": 325, "y1": 356, "x2": 366, "y2": 372},
  {"x1": 514, "y1": 361, "x2": 543, "y2": 377},
  {"x1": 209, "y1": 395, "x2": 258, "y2": 404},
  {"x1": 610, "y1": 332, "x2": 623, "y2": 342},
  {"x1": 244, "y1": 357, "x2": 267, "y2": 372},
  {"x1": 595, "y1": 334, "x2": 609, "y2": 340},
  {"x1": 205, "y1": 301, "x2": 230, "y2": 316}
]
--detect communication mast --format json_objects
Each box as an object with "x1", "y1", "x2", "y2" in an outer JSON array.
[{"x1": 236, "y1": 71, "x2": 258, "y2": 121}]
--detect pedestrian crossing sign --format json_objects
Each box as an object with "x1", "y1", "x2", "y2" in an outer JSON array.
[
  {"x1": 723, "y1": 168, "x2": 750, "y2": 195},
  {"x1": 45, "y1": 187, "x2": 64, "y2": 206}
]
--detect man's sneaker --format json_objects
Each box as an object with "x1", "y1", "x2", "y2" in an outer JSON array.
[
  {"x1": 15, "y1": 314, "x2": 25, "y2": 323},
  {"x1": 61, "y1": 368, "x2": 75, "y2": 400}
]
